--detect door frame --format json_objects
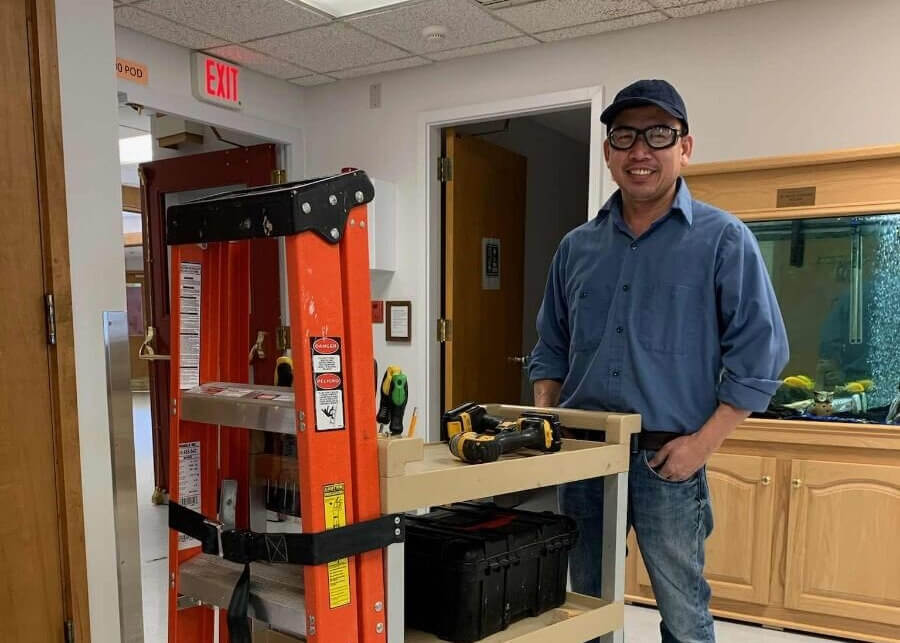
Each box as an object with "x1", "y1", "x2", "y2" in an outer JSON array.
[
  {"x1": 27, "y1": 0, "x2": 91, "y2": 639},
  {"x1": 419, "y1": 86, "x2": 607, "y2": 440}
]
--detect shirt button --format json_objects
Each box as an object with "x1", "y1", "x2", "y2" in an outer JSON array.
[
  {"x1": 616, "y1": 326, "x2": 623, "y2": 334},
  {"x1": 622, "y1": 284, "x2": 630, "y2": 292},
  {"x1": 612, "y1": 370, "x2": 620, "y2": 377},
  {"x1": 630, "y1": 243, "x2": 638, "y2": 250}
]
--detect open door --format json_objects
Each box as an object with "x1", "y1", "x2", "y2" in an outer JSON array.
[
  {"x1": 139, "y1": 144, "x2": 280, "y2": 498},
  {"x1": 442, "y1": 128, "x2": 527, "y2": 411}
]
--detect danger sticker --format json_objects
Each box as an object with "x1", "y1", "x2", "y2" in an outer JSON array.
[{"x1": 311, "y1": 337, "x2": 345, "y2": 431}]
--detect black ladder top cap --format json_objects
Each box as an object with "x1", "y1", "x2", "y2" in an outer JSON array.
[{"x1": 166, "y1": 169, "x2": 375, "y2": 246}]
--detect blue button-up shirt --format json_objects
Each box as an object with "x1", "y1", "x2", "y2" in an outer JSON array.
[{"x1": 529, "y1": 179, "x2": 789, "y2": 433}]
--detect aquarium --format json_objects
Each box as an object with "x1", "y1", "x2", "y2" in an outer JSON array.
[{"x1": 748, "y1": 214, "x2": 900, "y2": 425}]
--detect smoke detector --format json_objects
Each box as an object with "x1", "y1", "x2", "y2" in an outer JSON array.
[{"x1": 422, "y1": 25, "x2": 448, "y2": 42}]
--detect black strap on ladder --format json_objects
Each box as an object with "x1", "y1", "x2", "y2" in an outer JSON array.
[{"x1": 169, "y1": 502, "x2": 404, "y2": 641}]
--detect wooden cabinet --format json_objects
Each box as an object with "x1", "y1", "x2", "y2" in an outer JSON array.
[
  {"x1": 625, "y1": 424, "x2": 900, "y2": 643},
  {"x1": 630, "y1": 453, "x2": 777, "y2": 605},
  {"x1": 705, "y1": 453, "x2": 777, "y2": 605},
  {"x1": 785, "y1": 459, "x2": 900, "y2": 627}
]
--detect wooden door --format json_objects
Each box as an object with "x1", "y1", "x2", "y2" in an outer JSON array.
[
  {"x1": 443, "y1": 128, "x2": 527, "y2": 411},
  {"x1": 140, "y1": 145, "x2": 279, "y2": 495},
  {"x1": 704, "y1": 453, "x2": 776, "y2": 604},
  {"x1": 785, "y1": 459, "x2": 900, "y2": 626},
  {"x1": 0, "y1": 0, "x2": 68, "y2": 638}
]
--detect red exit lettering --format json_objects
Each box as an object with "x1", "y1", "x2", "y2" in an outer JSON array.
[{"x1": 205, "y1": 58, "x2": 239, "y2": 103}]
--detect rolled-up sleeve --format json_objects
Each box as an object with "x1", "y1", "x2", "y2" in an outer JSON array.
[
  {"x1": 715, "y1": 223, "x2": 790, "y2": 411},
  {"x1": 529, "y1": 243, "x2": 570, "y2": 383}
]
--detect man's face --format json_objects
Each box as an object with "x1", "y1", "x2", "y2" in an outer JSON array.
[{"x1": 603, "y1": 105, "x2": 693, "y2": 205}]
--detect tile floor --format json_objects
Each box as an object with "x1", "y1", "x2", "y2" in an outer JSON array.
[{"x1": 131, "y1": 393, "x2": 849, "y2": 643}]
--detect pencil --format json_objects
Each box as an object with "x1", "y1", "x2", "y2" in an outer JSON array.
[{"x1": 408, "y1": 407, "x2": 418, "y2": 437}]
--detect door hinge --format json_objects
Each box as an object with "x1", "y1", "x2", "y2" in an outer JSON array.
[
  {"x1": 45, "y1": 293, "x2": 57, "y2": 345},
  {"x1": 436, "y1": 318, "x2": 451, "y2": 343},
  {"x1": 64, "y1": 619, "x2": 74, "y2": 643},
  {"x1": 438, "y1": 156, "x2": 453, "y2": 182},
  {"x1": 271, "y1": 168, "x2": 287, "y2": 184}
]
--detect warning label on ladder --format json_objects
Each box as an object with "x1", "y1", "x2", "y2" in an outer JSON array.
[
  {"x1": 178, "y1": 442, "x2": 201, "y2": 550},
  {"x1": 323, "y1": 483, "x2": 351, "y2": 608},
  {"x1": 310, "y1": 337, "x2": 345, "y2": 431}
]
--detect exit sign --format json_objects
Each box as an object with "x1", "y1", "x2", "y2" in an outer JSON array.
[{"x1": 191, "y1": 53, "x2": 242, "y2": 110}]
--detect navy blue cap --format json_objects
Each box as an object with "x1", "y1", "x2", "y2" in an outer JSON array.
[{"x1": 600, "y1": 79, "x2": 688, "y2": 133}]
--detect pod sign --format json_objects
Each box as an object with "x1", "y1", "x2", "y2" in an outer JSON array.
[{"x1": 310, "y1": 337, "x2": 345, "y2": 431}]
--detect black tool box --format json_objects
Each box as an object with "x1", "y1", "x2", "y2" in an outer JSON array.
[{"x1": 405, "y1": 502, "x2": 578, "y2": 642}]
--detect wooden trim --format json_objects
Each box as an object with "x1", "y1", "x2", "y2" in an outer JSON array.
[
  {"x1": 121, "y1": 184, "x2": 140, "y2": 212},
  {"x1": 627, "y1": 595, "x2": 900, "y2": 643},
  {"x1": 29, "y1": 0, "x2": 90, "y2": 640},
  {"x1": 727, "y1": 419, "x2": 900, "y2": 451},
  {"x1": 682, "y1": 143, "x2": 900, "y2": 176},
  {"x1": 730, "y1": 200, "x2": 900, "y2": 221}
]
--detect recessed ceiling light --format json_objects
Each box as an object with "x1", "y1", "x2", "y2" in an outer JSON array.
[{"x1": 299, "y1": 0, "x2": 412, "y2": 18}]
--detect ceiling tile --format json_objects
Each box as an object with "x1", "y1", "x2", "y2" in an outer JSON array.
[
  {"x1": 115, "y1": 5, "x2": 227, "y2": 49},
  {"x1": 204, "y1": 44, "x2": 312, "y2": 78},
  {"x1": 247, "y1": 23, "x2": 408, "y2": 73},
  {"x1": 663, "y1": 0, "x2": 776, "y2": 17},
  {"x1": 331, "y1": 56, "x2": 430, "y2": 79},
  {"x1": 348, "y1": 0, "x2": 522, "y2": 54},
  {"x1": 427, "y1": 36, "x2": 536, "y2": 61},
  {"x1": 139, "y1": 0, "x2": 330, "y2": 42},
  {"x1": 289, "y1": 74, "x2": 337, "y2": 86},
  {"x1": 536, "y1": 11, "x2": 667, "y2": 41},
  {"x1": 495, "y1": 0, "x2": 654, "y2": 33}
]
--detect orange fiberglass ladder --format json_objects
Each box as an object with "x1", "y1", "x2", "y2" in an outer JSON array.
[{"x1": 164, "y1": 171, "x2": 403, "y2": 643}]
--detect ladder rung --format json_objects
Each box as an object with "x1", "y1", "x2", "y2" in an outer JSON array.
[
  {"x1": 179, "y1": 554, "x2": 307, "y2": 636},
  {"x1": 181, "y1": 382, "x2": 296, "y2": 434}
]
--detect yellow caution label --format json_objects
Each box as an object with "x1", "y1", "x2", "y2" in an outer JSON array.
[{"x1": 323, "y1": 483, "x2": 351, "y2": 608}]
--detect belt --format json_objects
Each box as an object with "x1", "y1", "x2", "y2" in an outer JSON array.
[
  {"x1": 169, "y1": 502, "x2": 405, "y2": 642},
  {"x1": 635, "y1": 431, "x2": 683, "y2": 452}
]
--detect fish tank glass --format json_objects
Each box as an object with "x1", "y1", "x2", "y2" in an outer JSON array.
[{"x1": 747, "y1": 214, "x2": 900, "y2": 425}]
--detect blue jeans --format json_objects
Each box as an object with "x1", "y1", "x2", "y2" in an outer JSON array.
[{"x1": 559, "y1": 449, "x2": 715, "y2": 643}]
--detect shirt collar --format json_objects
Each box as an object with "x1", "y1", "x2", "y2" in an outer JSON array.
[{"x1": 595, "y1": 177, "x2": 694, "y2": 228}]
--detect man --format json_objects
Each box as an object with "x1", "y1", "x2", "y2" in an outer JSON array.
[{"x1": 529, "y1": 79, "x2": 789, "y2": 643}]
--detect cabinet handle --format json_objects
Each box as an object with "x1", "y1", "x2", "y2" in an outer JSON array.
[
  {"x1": 792, "y1": 478, "x2": 803, "y2": 488},
  {"x1": 760, "y1": 476, "x2": 771, "y2": 486}
]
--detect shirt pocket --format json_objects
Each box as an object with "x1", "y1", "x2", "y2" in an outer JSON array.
[
  {"x1": 571, "y1": 287, "x2": 609, "y2": 351},
  {"x1": 638, "y1": 281, "x2": 702, "y2": 355}
]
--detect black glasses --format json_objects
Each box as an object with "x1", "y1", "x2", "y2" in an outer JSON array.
[{"x1": 607, "y1": 125, "x2": 684, "y2": 150}]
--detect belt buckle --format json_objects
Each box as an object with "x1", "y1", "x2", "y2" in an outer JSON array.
[{"x1": 204, "y1": 518, "x2": 225, "y2": 559}]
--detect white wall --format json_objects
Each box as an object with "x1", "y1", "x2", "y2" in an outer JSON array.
[
  {"x1": 115, "y1": 26, "x2": 306, "y2": 178},
  {"x1": 56, "y1": 0, "x2": 124, "y2": 639},
  {"x1": 302, "y1": 0, "x2": 900, "y2": 438}
]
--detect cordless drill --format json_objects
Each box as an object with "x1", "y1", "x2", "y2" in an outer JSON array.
[
  {"x1": 448, "y1": 411, "x2": 562, "y2": 464},
  {"x1": 440, "y1": 401, "x2": 504, "y2": 441}
]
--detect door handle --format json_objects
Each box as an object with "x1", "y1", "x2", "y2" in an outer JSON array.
[
  {"x1": 760, "y1": 476, "x2": 771, "y2": 486},
  {"x1": 138, "y1": 326, "x2": 171, "y2": 361},
  {"x1": 507, "y1": 355, "x2": 530, "y2": 366},
  {"x1": 792, "y1": 478, "x2": 803, "y2": 489},
  {"x1": 249, "y1": 330, "x2": 268, "y2": 364}
]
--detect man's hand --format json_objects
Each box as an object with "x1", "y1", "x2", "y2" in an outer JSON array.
[{"x1": 647, "y1": 433, "x2": 715, "y2": 481}]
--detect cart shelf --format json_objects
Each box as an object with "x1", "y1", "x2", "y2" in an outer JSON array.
[
  {"x1": 378, "y1": 405, "x2": 640, "y2": 514},
  {"x1": 406, "y1": 594, "x2": 623, "y2": 643}
]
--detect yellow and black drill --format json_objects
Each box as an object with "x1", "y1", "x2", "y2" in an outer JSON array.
[
  {"x1": 448, "y1": 411, "x2": 562, "y2": 464},
  {"x1": 440, "y1": 401, "x2": 504, "y2": 441}
]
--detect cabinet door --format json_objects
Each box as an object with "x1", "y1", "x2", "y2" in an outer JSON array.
[
  {"x1": 785, "y1": 459, "x2": 900, "y2": 626},
  {"x1": 633, "y1": 453, "x2": 777, "y2": 604},
  {"x1": 705, "y1": 453, "x2": 777, "y2": 604}
]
